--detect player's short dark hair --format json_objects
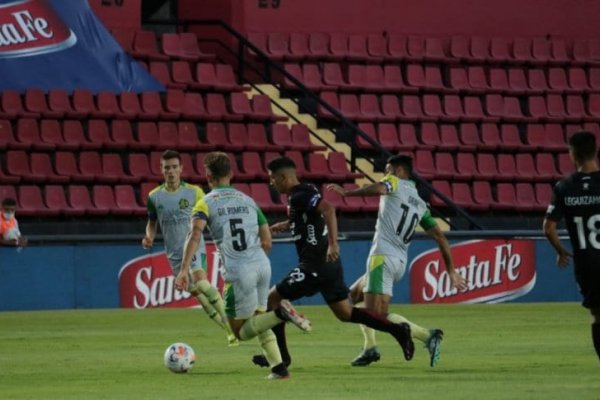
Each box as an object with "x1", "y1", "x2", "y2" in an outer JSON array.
[
  {"x1": 160, "y1": 149, "x2": 181, "y2": 163},
  {"x1": 569, "y1": 131, "x2": 597, "y2": 162},
  {"x1": 267, "y1": 156, "x2": 296, "y2": 173},
  {"x1": 1, "y1": 197, "x2": 17, "y2": 207},
  {"x1": 386, "y1": 154, "x2": 413, "y2": 174},
  {"x1": 204, "y1": 151, "x2": 231, "y2": 179}
]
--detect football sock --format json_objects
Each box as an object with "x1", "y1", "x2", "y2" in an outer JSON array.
[
  {"x1": 239, "y1": 312, "x2": 281, "y2": 341},
  {"x1": 272, "y1": 322, "x2": 291, "y2": 364},
  {"x1": 387, "y1": 313, "x2": 430, "y2": 342},
  {"x1": 354, "y1": 302, "x2": 377, "y2": 349},
  {"x1": 195, "y1": 293, "x2": 225, "y2": 329},
  {"x1": 195, "y1": 280, "x2": 228, "y2": 323},
  {"x1": 350, "y1": 307, "x2": 396, "y2": 333},
  {"x1": 592, "y1": 323, "x2": 600, "y2": 360},
  {"x1": 258, "y1": 329, "x2": 282, "y2": 367}
]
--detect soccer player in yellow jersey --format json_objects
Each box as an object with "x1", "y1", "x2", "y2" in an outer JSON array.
[
  {"x1": 328, "y1": 154, "x2": 467, "y2": 367},
  {"x1": 142, "y1": 150, "x2": 237, "y2": 346}
]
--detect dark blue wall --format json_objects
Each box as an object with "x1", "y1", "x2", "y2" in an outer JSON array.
[{"x1": 0, "y1": 238, "x2": 580, "y2": 311}]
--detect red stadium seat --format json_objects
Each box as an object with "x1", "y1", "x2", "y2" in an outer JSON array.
[
  {"x1": 247, "y1": 124, "x2": 275, "y2": 151},
  {"x1": 1, "y1": 90, "x2": 37, "y2": 118},
  {"x1": 103, "y1": 153, "x2": 139, "y2": 184},
  {"x1": 470, "y1": 37, "x2": 490, "y2": 62},
  {"x1": 377, "y1": 123, "x2": 400, "y2": 151},
  {"x1": 19, "y1": 185, "x2": 59, "y2": 217},
  {"x1": 242, "y1": 152, "x2": 268, "y2": 179},
  {"x1": 439, "y1": 125, "x2": 461, "y2": 151},
  {"x1": 535, "y1": 183, "x2": 553, "y2": 210},
  {"x1": 476, "y1": 153, "x2": 498, "y2": 180},
  {"x1": 414, "y1": 150, "x2": 435, "y2": 180},
  {"x1": 456, "y1": 153, "x2": 477, "y2": 180},
  {"x1": 289, "y1": 33, "x2": 309, "y2": 61},
  {"x1": 156, "y1": 122, "x2": 179, "y2": 150},
  {"x1": 328, "y1": 151, "x2": 362, "y2": 180},
  {"x1": 435, "y1": 152, "x2": 458, "y2": 179},
  {"x1": 92, "y1": 185, "x2": 119, "y2": 215},
  {"x1": 115, "y1": 185, "x2": 145, "y2": 216},
  {"x1": 68, "y1": 185, "x2": 101, "y2": 215},
  {"x1": 250, "y1": 183, "x2": 284, "y2": 212},
  {"x1": 88, "y1": 119, "x2": 113, "y2": 149},
  {"x1": 515, "y1": 153, "x2": 537, "y2": 181},
  {"x1": 128, "y1": 153, "x2": 159, "y2": 181},
  {"x1": 491, "y1": 183, "x2": 517, "y2": 211},
  {"x1": 453, "y1": 182, "x2": 487, "y2": 211},
  {"x1": 497, "y1": 154, "x2": 518, "y2": 181},
  {"x1": 429, "y1": 180, "x2": 451, "y2": 208},
  {"x1": 179, "y1": 33, "x2": 214, "y2": 61},
  {"x1": 39, "y1": 120, "x2": 68, "y2": 150},
  {"x1": 458, "y1": 123, "x2": 480, "y2": 151},
  {"x1": 515, "y1": 183, "x2": 537, "y2": 211},
  {"x1": 31, "y1": 153, "x2": 68, "y2": 183},
  {"x1": 536, "y1": 153, "x2": 560, "y2": 181},
  {"x1": 308, "y1": 32, "x2": 330, "y2": 60},
  {"x1": 472, "y1": 181, "x2": 495, "y2": 209},
  {"x1": 397, "y1": 123, "x2": 419, "y2": 151},
  {"x1": 45, "y1": 185, "x2": 76, "y2": 216},
  {"x1": 227, "y1": 123, "x2": 249, "y2": 152},
  {"x1": 5, "y1": 151, "x2": 41, "y2": 182},
  {"x1": 16, "y1": 118, "x2": 54, "y2": 151},
  {"x1": 132, "y1": 30, "x2": 167, "y2": 61}
]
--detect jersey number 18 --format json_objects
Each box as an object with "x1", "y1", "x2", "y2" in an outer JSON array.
[{"x1": 574, "y1": 214, "x2": 600, "y2": 250}]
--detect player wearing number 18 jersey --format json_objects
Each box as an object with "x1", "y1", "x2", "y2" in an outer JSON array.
[
  {"x1": 544, "y1": 131, "x2": 600, "y2": 361},
  {"x1": 328, "y1": 154, "x2": 467, "y2": 368}
]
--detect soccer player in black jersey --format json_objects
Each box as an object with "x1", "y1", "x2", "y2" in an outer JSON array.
[
  {"x1": 252, "y1": 156, "x2": 415, "y2": 368},
  {"x1": 544, "y1": 131, "x2": 600, "y2": 361}
]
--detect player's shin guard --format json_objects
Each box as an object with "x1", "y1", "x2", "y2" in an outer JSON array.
[
  {"x1": 195, "y1": 293, "x2": 225, "y2": 329},
  {"x1": 258, "y1": 329, "x2": 283, "y2": 367},
  {"x1": 592, "y1": 323, "x2": 600, "y2": 360},
  {"x1": 195, "y1": 280, "x2": 227, "y2": 320},
  {"x1": 387, "y1": 313, "x2": 430, "y2": 342},
  {"x1": 239, "y1": 313, "x2": 281, "y2": 341}
]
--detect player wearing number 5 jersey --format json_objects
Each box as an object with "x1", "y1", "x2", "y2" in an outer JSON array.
[
  {"x1": 544, "y1": 131, "x2": 600, "y2": 361},
  {"x1": 177, "y1": 152, "x2": 311, "y2": 380},
  {"x1": 328, "y1": 154, "x2": 467, "y2": 368}
]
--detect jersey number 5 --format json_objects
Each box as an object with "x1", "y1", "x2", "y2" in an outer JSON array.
[
  {"x1": 229, "y1": 218, "x2": 248, "y2": 251},
  {"x1": 396, "y1": 204, "x2": 419, "y2": 244},
  {"x1": 574, "y1": 215, "x2": 600, "y2": 250}
]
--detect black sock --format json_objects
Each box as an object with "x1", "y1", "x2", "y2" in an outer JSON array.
[
  {"x1": 272, "y1": 322, "x2": 291, "y2": 364},
  {"x1": 592, "y1": 323, "x2": 600, "y2": 361},
  {"x1": 350, "y1": 307, "x2": 394, "y2": 333}
]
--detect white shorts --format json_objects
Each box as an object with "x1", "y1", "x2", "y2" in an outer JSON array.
[
  {"x1": 222, "y1": 262, "x2": 271, "y2": 319},
  {"x1": 363, "y1": 254, "x2": 406, "y2": 296}
]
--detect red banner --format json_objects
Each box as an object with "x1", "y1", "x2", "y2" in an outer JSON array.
[
  {"x1": 409, "y1": 240, "x2": 536, "y2": 304},
  {"x1": 118, "y1": 244, "x2": 224, "y2": 309},
  {"x1": 0, "y1": 0, "x2": 76, "y2": 58}
]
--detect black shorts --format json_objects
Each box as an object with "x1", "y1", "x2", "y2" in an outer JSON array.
[
  {"x1": 275, "y1": 259, "x2": 350, "y2": 304},
  {"x1": 574, "y1": 262, "x2": 600, "y2": 310}
]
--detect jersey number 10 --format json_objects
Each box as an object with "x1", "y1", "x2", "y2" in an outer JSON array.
[
  {"x1": 396, "y1": 204, "x2": 419, "y2": 244},
  {"x1": 574, "y1": 215, "x2": 600, "y2": 250}
]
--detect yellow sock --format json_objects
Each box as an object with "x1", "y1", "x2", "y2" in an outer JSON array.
[
  {"x1": 195, "y1": 280, "x2": 228, "y2": 324},
  {"x1": 355, "y1": 302, "x2": 377, "y2": 349},
  {"x1": 195, "y1": 293, "x2": 225, "y2": 329},
  {"x1": 258, "y1": 329, "x2": 282, "y2": 367},
  {"x1": 387, "y1": 313, "x2": 430, "y2": 342},
  {"x1": 239, "y1": 312, "x2": 281, "y2": 341}
]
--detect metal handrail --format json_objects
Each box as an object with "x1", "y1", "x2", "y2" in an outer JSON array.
[{"x1": 143, "y1": 17, "x2": 484, "y2": 229}]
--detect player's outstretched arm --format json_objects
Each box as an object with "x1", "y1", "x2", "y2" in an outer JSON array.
[
  {"x1": 258, "y1": 223, "x2": 272, "y2": 253},
  {"x1": 270, "y1": 220, "x2": 290, "y2": 233},
  {"x1": 142, "y1": 220, "x2": 157, "y2": 249},
  {"x1": 327, "y1": 182, "x2": 387, "y2": 197},
  {"x1": 543, "y1": 218, "x2": 572, "y2": 268},
  {"x1": 426, "y1": 225, "x2": 468, "y2": 291},
  {"x1": 176, "y1": 218, "x2": 207, "y2": 291}
]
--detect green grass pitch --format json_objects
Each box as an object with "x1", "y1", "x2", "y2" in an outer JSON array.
[{"x1": 0, "y1": 303, "x2": 597, "y2": 400}]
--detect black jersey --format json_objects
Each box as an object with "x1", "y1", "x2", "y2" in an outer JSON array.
[
  {"x1": 546, "y1": 171, "x2": 600, "y2": 266},
  {"x1": 287, "y1": 183, "x2": 329, "y2": 265}
]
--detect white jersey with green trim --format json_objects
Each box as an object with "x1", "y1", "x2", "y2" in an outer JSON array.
[
  {"x1": 146, "y1": 182, "x2": 206, "y2": 268},
  {"x1": 369, "y1": 175, "x2": 429, "y2": 257},
  {"x1": 192, "y1": 187, "x2": 269, "y2": 270}
]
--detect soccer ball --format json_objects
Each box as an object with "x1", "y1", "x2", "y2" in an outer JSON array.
[{"x1": 163, "y1": 343, "x2": 196, "y2": 373}]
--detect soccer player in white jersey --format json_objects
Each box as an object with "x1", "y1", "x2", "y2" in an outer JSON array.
[
  {"x1": 142, "y1": 150, "x2": 237, "y2": 346},
  {"x1": 176, "y1": 152, "x2": 311, "y2": 379},
  {"x1": 328, "y1": 154, "x2": 468, "y2": 367}
]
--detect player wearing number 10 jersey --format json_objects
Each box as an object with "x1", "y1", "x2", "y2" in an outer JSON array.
[
  {"x1": 328, "y1": 154, "x2": 467, "y2": 368},
  {"x1": 544, "y1": 131, "x2": 600, "y2": 361}
]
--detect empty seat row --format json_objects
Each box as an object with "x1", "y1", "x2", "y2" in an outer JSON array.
[
  {"x1": 0, "y1": 184, "x2": 145, "y2": 217},
  {"x1": 412, "y1": 151, "x2": 574, "y2": 182},
  {"x1": 285, "y1": 63, "x2": 600, "y2": 95},
  {"x1": 430, "y1": 181, "x2": 553, "y2": 212},
  {"x1": 355, "y1": 122, "x2": 576, "y2": 153},
  {"x1": 145, "y1": 61, "x2": 244, "y2": 92},
  {"x1": 250, "y1": 32, "x2": 600, "y2": 65},
  {"x1": 0, "y1": 89, "x2": 284, "y2": 122},
  {"x1": 0, "y1": 150, "x2": 361, "y2": 185},
  {"x1": 450, "y1": 66, "x2": 600, "y2": 95},
  {"x1": 318, "y1": 92, "x2": 600, "y2": 123},
  {"x1": 111, "y1": 29, "x2": 215, "y2": 62}
]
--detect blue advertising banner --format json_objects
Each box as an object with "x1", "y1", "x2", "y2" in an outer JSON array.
[
  {"x1": 0, "y1": 0, "x2": 163, "y2": 92},
  {"x1": 0, "y1": 237, "x2": 582, "y2": 311}
]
